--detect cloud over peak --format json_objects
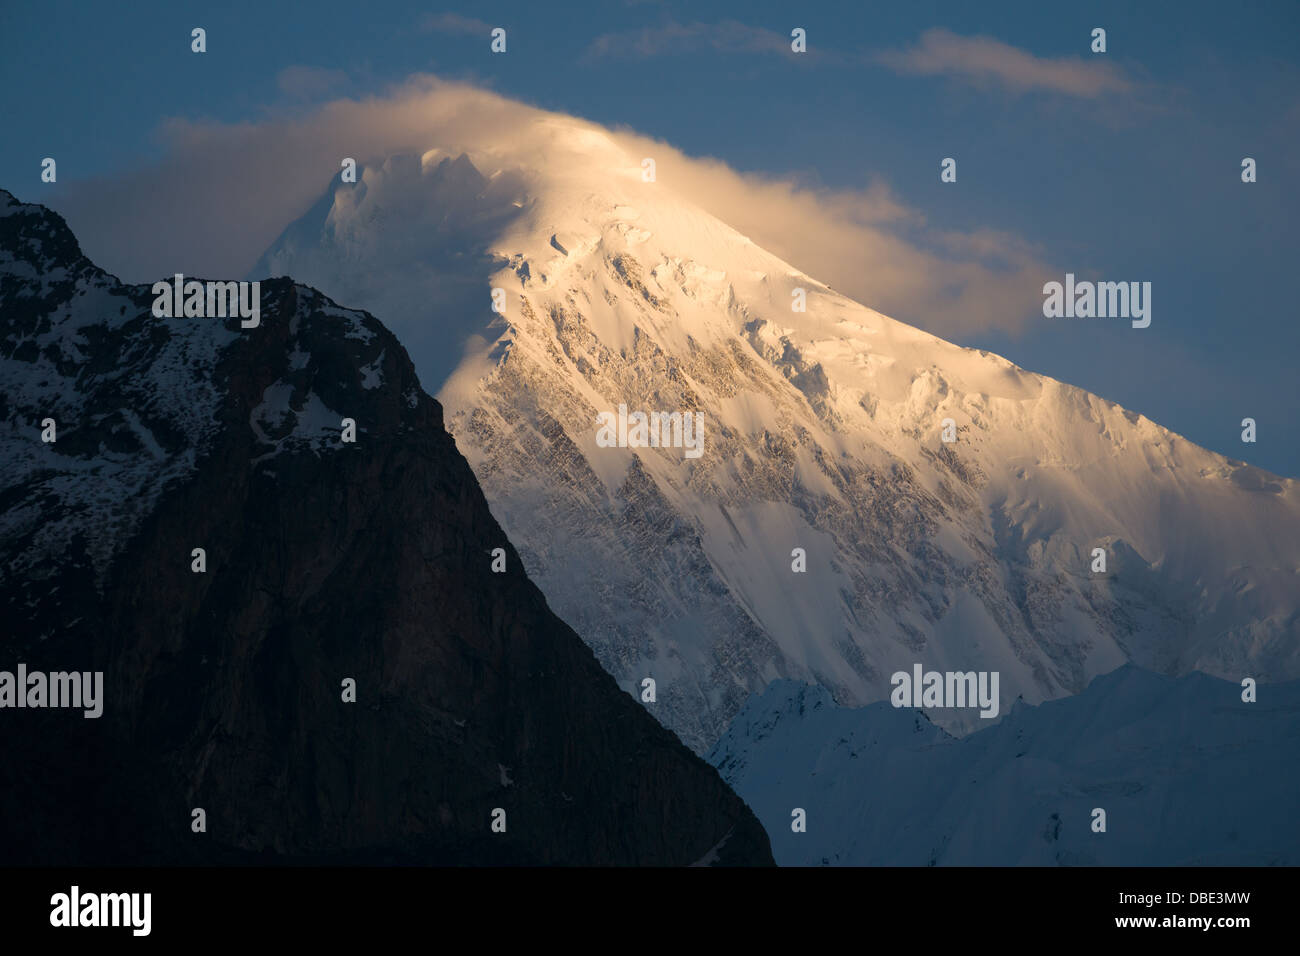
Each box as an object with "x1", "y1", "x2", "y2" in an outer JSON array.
[{"x1": 49, "y1": 75, "x2": 1054, "y2": 339}]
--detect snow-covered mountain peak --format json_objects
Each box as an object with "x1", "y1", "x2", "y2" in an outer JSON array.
[{"x1": 256, "y1": 145, "x2": 1299, "y2": 751}]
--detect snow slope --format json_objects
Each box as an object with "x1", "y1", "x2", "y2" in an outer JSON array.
[
  {"x1": 708, "y1": 667, "x2": 1300, "y2": 865},
  {"x1": 254, "y1": 114, "x2": 1300, "y2": 751}
]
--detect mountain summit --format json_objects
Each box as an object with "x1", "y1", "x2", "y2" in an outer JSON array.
[{"x1": 256, "y1": 133, "x2": 1300, "y2": 751}]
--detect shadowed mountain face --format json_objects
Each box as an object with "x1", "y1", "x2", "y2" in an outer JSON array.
[{"x1": 0, "y1": 190, "x2": 773, "y2": 866}]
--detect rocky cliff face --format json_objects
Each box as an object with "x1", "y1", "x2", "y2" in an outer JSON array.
[{"x1": 0, "y1": 189, "x2": 773, "y2": 865}]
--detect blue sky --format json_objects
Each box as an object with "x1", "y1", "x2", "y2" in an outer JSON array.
[{"x1": 2, "y1": 0, "x2": 1297, "y2": 475}]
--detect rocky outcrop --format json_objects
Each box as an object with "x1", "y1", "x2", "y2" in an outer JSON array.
[{"x1": 0, "y1": 190, "x2": 773, "y2": 865}]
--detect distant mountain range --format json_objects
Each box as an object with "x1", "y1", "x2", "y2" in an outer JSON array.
[{"x1": 710, "y1": 666, "x2": 1300, "y2": 866}]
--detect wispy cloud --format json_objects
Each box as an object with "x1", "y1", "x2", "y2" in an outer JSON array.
[
  {"x1": 419, "y1": 12, "x2": 494, "y2": 36},
  {"x1": 49, "y1": 76, "x2": 1056, "y2": 339},
  {"x1": 877, "y1": 29, "x2": 1133, "y2": 98},
  {"x1": 586, "y1": 19, "x2": 795, "y2": 60}
]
